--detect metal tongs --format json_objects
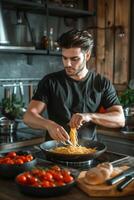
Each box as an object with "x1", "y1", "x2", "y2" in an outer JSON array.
[{"x1": 61, "y1": 140, "x2": 74, "y2": 146}]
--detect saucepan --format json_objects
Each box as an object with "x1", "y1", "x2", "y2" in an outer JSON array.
[{"x1": 40, "y1": 139, "x2": 107, "y2": 162}]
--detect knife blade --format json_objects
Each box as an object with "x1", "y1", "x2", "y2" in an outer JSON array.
[
  {"x1": 106, "y1": 166, "x2": 134, "y2": 185},
  {"x1": 117, "y1": 175, "x2": 134, "y2": 191}
]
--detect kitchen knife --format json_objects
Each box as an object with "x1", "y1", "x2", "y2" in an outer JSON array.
[
  {"x1": 116, "y1": 175, "x2": 134, "y2": 191},
  {"x1": 106, "y1": 166, "x2": 134, "y2": 185}
]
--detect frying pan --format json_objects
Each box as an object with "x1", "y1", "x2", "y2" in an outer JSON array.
[{"x1": 40, "y1": 139, "x2": 107, "y2": 162}]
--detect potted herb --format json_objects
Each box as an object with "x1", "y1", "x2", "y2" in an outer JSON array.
[
  {"x1": 119, "y1": 88, "x2": 134, "y2": 109},
  {"x1": 119, "y1": 88, "x2": 134, "y2": 126}
]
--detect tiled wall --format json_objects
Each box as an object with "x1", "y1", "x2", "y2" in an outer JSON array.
[{"x1": 0, "y1": 54, "x2": 62, "y2": 104}]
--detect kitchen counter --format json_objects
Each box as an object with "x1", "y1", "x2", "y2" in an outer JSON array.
[
  {"x1": 0, "y1": 174, "x2": 134, "y2": 200},
  {"x1": 0, "y1": 152, "x2": 134, "y2": 200},
  {"x1": 97, "y1": 127, "x2": 134, "y2": 156},
  {"x1": 97, "y1": 127, "x2": 134, "y2": 141}
]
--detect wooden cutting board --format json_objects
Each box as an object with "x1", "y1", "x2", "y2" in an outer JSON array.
[{"x1": 77, "y1": 167, "x2": 134, "y2": 197}]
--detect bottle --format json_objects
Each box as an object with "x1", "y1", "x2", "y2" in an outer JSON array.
[
  {"x1": 49, "y1": 27, "x2": 54, "y2": 51},
  {"x1": 15, "y1": 12, "x2": 27, "y2": 46},
  {"x1": 40, "y1": 30, "x2": 48, "y2": 49}
]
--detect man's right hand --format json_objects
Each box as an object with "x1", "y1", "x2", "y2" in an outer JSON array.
[{"x1": 47, "y1": 121, "x2": 70, "y2": 142}]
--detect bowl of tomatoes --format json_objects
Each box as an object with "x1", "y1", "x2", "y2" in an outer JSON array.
[
  {"x1": 16, "y1": 165, "x2": 75, "y2": 197},
  {"x1": 0, "y1": 151, "x2": 37, "y2": 178}
]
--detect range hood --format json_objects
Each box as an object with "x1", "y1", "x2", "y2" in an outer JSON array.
[{"x1": 0, "y1": 2, "x2": 9, "y2": 45}]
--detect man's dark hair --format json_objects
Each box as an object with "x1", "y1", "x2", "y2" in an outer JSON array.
[{"x1": 57, "y1": 29, "x2": 94, "y2": 54}]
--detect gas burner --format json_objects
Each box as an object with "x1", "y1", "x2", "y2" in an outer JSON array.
[{"x1": 48, "y1": 158, "x2": 93, "y2": 169}]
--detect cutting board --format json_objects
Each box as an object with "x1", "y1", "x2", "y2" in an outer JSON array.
[{"x1": 77, "y1": 167, "x2": 134, "y2": 197}]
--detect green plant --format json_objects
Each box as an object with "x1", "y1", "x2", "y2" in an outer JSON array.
[
  {"x1": 119, "y1": 88, "x2": 134, "y2": 108},
  {"x1": 0, "y1": 94, "x2": 25, "y2": 120}
]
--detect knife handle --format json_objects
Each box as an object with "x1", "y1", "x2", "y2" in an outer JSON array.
[
  {"x1": 106, "y1": 173, "x2": 125, "y2": 185},
  {"x1": 117, "y1": 176, "x2": 134, "y2": 191},
  {"x1": 106, "y1": 167, "x2": 134, "y2": 185}
]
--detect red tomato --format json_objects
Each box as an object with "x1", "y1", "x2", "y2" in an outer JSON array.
[
  {"x1": 41, "y1": 180, "x2": 51, "y2": 188},
  {"x1": 49, "y1": 181, "x2": 56, "y2": 187},
  {"x1": 56, "y1": 180, "x2": 65, "y2": 186},
  {"x1": 31, "y1": 169, "x2": 42, "y2": 176},
  {"x1": 16, "y1": 174, "x2": 27, "y2": 185},
  {"x1": 61, "y1": 169, "x2": 71, "y2": 176},
  {"x1": 14, "y1": 159, "x2": 24, "y2": 165},
  {"x1": 25, "y1": 155, "x2": 34, "y2": 162},
  {"x1": 51, "y1": 165, "x2": 61, "y2": 172},
  {"x1": 32, "y1": 182, "x2": 42, "y2": 187},
  {"x1": 63, "y1": 175, "x2": 74, "y2": 183},
  {"x1": 7, "y1": 151, "x2": 17, "y2": 158},
  {"x1": 28, "y1": 176, "x2": 38, "y2": 185},
  {"x1": 52, "y1": 172, "x2": 63, "y2": 181},
  {"x1": 18, "y1": 156, "x2": 27, "y2": 163},
  {"x1": 5, "y1": 159, "x2": 14, "y2": 165},
  {"x1": 43, "y1": 172, "x2": 53, "y2": 181}
]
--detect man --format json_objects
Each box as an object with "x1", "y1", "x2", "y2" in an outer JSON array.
[{"x1": 23, "y1": 29, "x2": 125, "y2": 142}]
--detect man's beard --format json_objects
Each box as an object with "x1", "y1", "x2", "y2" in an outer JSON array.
[{"x1": 65, "y1": 57, "x2": 86, "y2": 77}]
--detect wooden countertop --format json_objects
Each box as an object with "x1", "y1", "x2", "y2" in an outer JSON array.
[
  {"x1": 97, "y1": 127, "x2": 134, "y2": 141},
  {"x1": 0, "y1": 178, "x2": 134, "y2": 200}
]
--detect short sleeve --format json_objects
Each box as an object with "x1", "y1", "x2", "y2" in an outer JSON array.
[
  {"x1": 32, "y1": 77, "x2": 50, "y2": 104},
  {"x1": 101, "y1": 77, "x2": 120, "y2": 109}
]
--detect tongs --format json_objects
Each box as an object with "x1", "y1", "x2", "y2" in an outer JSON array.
[{"x1": 61, "y1": 140, "x2": 74, "y2": 146}]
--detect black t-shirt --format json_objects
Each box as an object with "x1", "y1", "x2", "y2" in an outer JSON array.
[{"x1": 33, "y1": 70, "x2": 120, "y2": 140}]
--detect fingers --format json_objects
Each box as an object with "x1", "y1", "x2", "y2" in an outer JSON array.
[
  {"x1": 69, "y1": 113, "x2": 84, "y2": 129},
  {"x1": 49, "y1": 126, "x2": 69, "y2": 141}
]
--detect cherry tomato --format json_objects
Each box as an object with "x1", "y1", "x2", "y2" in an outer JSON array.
[
  {"x1": 25, "y1": 155, "x2": 34, "y2": 162},
  {"x1": 52, "y1": 172, "x2": 63, "y2": 181},
  {"x1": 16, "y1": 174, "x2": 27, "y2": 185},
  {"x1": 41, "y1": 180, "x2": 51, "y2": 188},
  {"x1": 61, "y1": 169, "x2": 71, "y2": 176},
  {"x1": 28, "y1": 176, "x2": 38, "y2": 185},
  {"x1": 56, "y1": 180, "x2": 65, "y2": 186},
  {"x1": 31, "y1": 169, "x2": 42, "y2": 176},
  {"x1": 43, "y1": 172, "x2": 53, "y2": 181},
  {"x1": 7, "y1": 151, "x2": 17, "y2": 158},
  {"x1": 14, "y1": 159, "x2": 24, "y2": 165},
  {"x1": 63, "y1": 175, "x2": 74, "y2": 183},
  {"x1": 51, "y1": 165, "x2": 61, "y2": 172}
]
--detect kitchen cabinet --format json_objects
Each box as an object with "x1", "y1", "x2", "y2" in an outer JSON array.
[{"x1": 0, "y1": 0, "x2": 95, "y2": 55}]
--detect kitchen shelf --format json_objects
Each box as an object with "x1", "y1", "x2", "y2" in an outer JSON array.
[
  {"x1": 1, "y1": 0, "x2": 46, "y2": 14},
  {"x1": 47, "y1": 4, "x2": 94, "y2": 18},
  {"x1": 0, "y1": 48, "x2": 48, "y2": 55},
  {"x1": 0, "y1": 48, "x2": 62, "y2": 56},
  {"x1": 0, "y1": 0, "x2": 95, "y2": 55},
  {"x1": 1, "y1": 0, "x2": 94, "y2": 17}
]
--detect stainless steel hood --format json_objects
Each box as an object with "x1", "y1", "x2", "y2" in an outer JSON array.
[{"x1": 0, "y1": 2, "x2": 9, "y2": 45}]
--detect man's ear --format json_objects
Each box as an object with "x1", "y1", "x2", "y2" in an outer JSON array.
[{"x1": 86, "y1": 51, "x2": 91, "y2": 61}]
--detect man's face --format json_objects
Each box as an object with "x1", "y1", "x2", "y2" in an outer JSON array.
[{"x1": 62, "y1": 48, "x2": 88, "y2": 78}]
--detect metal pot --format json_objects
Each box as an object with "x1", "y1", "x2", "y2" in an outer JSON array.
[{"x1": 0, "y1": 117, "x2": 18, "y2": 134}]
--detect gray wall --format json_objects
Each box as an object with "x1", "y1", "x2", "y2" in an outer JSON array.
[
  {"x1": 0, "y1": 54, "x2": 62, "y2": 105},
  {"x1": 0, "y1": 7, "x2": 86, "y2": 111}
]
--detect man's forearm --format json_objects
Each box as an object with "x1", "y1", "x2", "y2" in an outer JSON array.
[
  {"x1": 90, "y1": 112, "x2": 125, "y2": 128},
  {"x1": 23, "y1": 111, "x2": 52, "y2": 131}
]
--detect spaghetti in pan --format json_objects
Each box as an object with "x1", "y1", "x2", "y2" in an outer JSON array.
[{"x1": 51, "y1": 128, "x2": 96, "y2": 155}]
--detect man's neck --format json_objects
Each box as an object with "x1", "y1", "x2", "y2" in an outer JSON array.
[{"x1": 71, "y1": 68, "x2": 89, "y2": 81}]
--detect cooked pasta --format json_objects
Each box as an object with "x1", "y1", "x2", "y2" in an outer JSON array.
[
  {"x1": 69, "y1": 128, "x2": 78, "y2": 146},
  {"x1": 51, "y1": 128, "x2": 96, "y2": 155},
  {"x1": 51, "y1": 145, "x2": 96, "y2": 155}
]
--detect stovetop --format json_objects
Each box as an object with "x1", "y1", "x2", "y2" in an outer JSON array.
[
  {"x1": 32, "y1": 147, "x2": 132, "y2": 171},
  {"x1": 0, "y1": 128, "x2": 46, "y2": 152}
]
